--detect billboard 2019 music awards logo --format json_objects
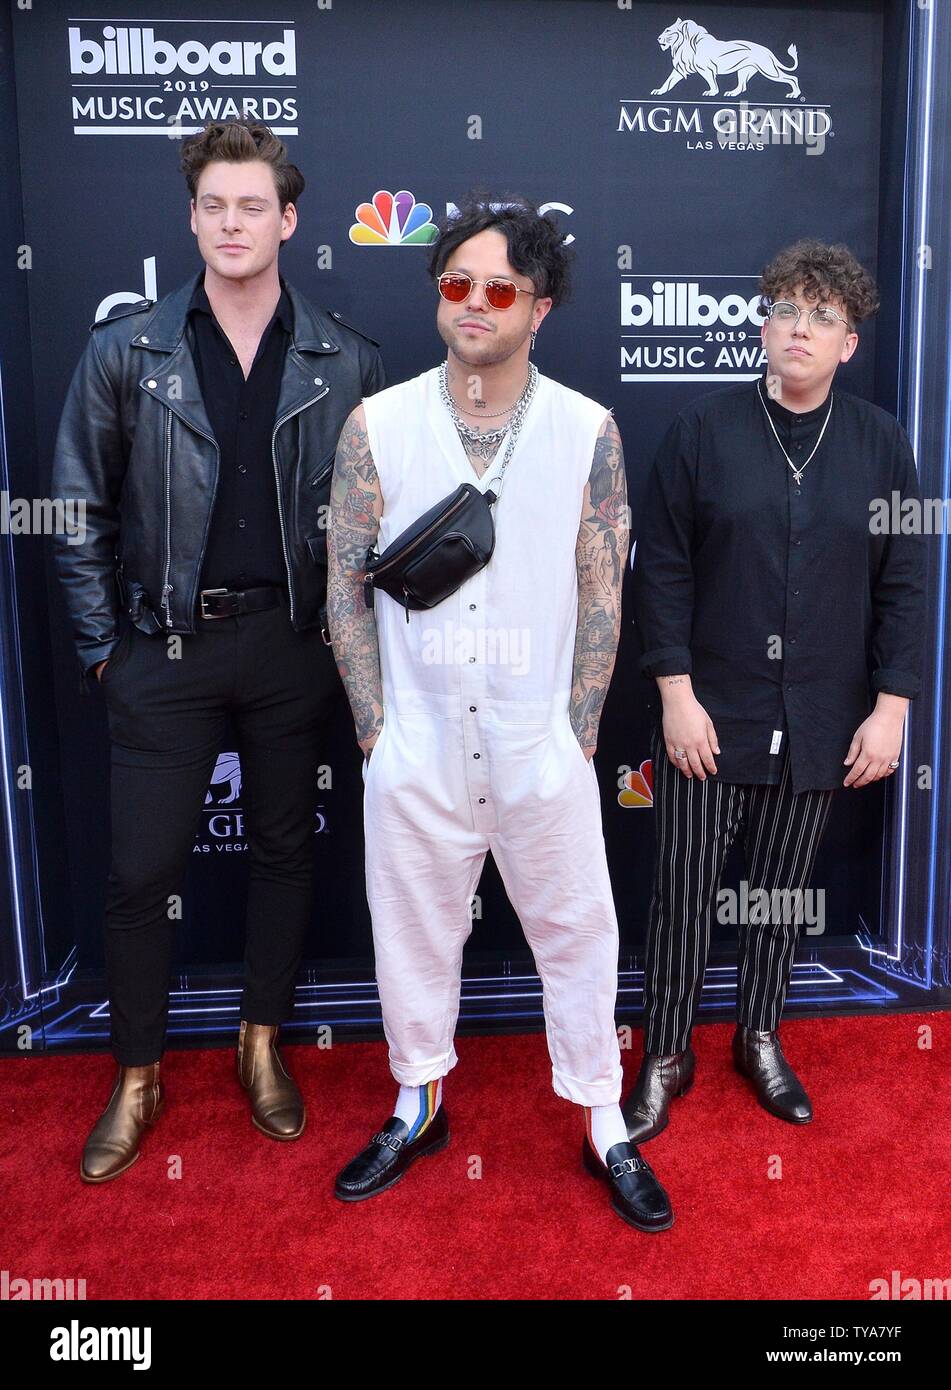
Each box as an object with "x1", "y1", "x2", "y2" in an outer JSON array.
[
  {"x1": 67, "y1": 18, "x2": 299, "y2": 135},
  {"x1": 620, "y1": 275, "x2": 767, "y2": 383}
]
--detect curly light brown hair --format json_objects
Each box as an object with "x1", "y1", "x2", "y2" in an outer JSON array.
[
  {"x1": 758, "y1": 240, "x2": 880, "y2": 330},
  {"x1": 180, "y1": 119, "x2": 304, "y2": 211}
]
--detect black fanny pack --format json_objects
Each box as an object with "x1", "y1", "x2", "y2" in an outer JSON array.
[
  {"x1": 363, "y1": 363, "x2": 538, "y2": 620},
  {"x1": 363, "y1": 482, "x2": 497, "y2": 620}
]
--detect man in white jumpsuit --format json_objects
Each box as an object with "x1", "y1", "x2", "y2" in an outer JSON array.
[{"x1": 327, "y1": 199, "x2": 672, "y2": 1231}]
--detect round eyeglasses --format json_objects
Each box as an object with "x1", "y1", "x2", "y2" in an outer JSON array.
[
  {"x1": 767, "y1": 301, "x2": 852, "y2": 332},
  {"x1": 437, "y1": 272, "x2": 537, "y2": 311}
]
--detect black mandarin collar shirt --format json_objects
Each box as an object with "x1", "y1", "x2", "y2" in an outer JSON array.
[
  {"x1": 186, "y1": 277, "x2": 293, "y2": 594},
  {"x1": 631, "y1": 374, "x2": 926, "y2": 793}
]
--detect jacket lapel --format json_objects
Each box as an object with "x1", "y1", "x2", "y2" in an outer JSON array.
[
  {"x1": 132, "y1": 270, "x2": 340, "y2": 443},
  {"x1": 137, "y1": 335, "x2": 217, "y2": 444}
]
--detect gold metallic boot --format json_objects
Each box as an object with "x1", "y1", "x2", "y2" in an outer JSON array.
[
  {"x1": 80, "y1": 1062, "x2": 164, "y2": 1183},
  {"x1": 236, "y1": 1021, "x2": 305, "y2": 1140}
]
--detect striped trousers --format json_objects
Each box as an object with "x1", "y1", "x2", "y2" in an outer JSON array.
[{"x1": 643, "y1": 724, "x2": 835, "y2": 1054}]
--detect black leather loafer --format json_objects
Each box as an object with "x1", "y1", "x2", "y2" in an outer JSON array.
[
  {"x1": 621, "y1": 1047, "x2": 696, "y2": 1143},
  {"x1": 334, "y1": 1106, "x2": 450, "y2": 1202},
  {"x1": 582, "y1": 1135, "x2": 674, "y2": 1232},
  {"x1": 732, "y1": 1026, "x2": 812, "y2": 1123}
]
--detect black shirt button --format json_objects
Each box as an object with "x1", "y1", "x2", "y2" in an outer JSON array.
[
  {"x1": 237, "y1": 519, "x2": 246, "y2": 528},
  {"x1": 238, "y1": 465, "x2": 247, "y2": 474},
  {"x1": 792, "y1": 588, "x2": 800, "y2": 596},
  {"x1": 239, "y1": 411, "x2": 248, "y2": 421}
]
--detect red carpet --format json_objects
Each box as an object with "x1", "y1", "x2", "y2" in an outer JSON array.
[{"x1": 2, "y1": 1013, "x2": 948, "y2": 1300}]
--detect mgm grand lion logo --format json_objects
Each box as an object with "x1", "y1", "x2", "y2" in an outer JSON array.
[{"x1": 652, "y1": 17, "x2": 802, "y2": 100}]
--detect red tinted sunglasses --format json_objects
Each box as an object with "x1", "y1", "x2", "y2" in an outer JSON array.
[{"x1": 437, "y1": 272, "x2": 537, "y2": 311}]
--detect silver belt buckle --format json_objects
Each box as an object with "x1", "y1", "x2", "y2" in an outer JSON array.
[{"x1": 199, "y1": 587, "x2": 232, "y2": 619}]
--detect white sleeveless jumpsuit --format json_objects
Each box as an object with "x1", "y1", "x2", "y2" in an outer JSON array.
[{"x1": 361, "y1": 367, "x2": 623, "y2": 1106}]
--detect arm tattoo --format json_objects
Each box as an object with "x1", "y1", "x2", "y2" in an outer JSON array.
[
  {"x1": 570, "y1": 414, "x2": 630, "y2": 749},
  {"x1": 327, "y1": 406, "x2": 385, "y2": 747}
]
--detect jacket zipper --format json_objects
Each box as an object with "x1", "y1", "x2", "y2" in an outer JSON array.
[
  {"x1": 160, "y1": 407, "x2": 222, "y2": 629},
  {"x1": 367, "y1": 490, "x2": 470, "y2": 583},
  {"x1": 309, "y1": 455, "x2": 335, "y2": 488},
  {"x1": 272, "y1": 385, "x2": 330, "y2": 625},
  {"x1": 160, "y1": 411, "x2": 174, "y2": 627},
  {"x1": 159, "y1": 378, "x2": 328, "y2": 631}
]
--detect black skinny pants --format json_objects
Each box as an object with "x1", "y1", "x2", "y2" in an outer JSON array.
[{"x1": 99, "y1": 595, "x2": 340, "y2": 1065}]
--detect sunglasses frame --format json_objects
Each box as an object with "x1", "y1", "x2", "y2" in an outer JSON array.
[{"x1": 437, "y1": 272, "x2": 537, "y2": 311}]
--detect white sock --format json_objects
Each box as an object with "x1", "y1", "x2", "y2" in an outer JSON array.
[
  {"x1": 393, "y1": 1079, "x2": 443, "y2": 1140},
  {"x1": 587, "y1": 1103, "x2": 629, "y2": 1164}
]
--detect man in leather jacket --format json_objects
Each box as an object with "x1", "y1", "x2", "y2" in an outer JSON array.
[{"x1": 51, "y1": 119, "x2": 384, "y2": 1183}]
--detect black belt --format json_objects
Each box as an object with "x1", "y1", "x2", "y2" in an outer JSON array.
[{"x1": 198, "y1": 585, "x2": 286, "y2": 619}]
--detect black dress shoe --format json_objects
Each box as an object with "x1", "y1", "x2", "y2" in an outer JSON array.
[
  {"x1": 621, "y1": 1047, "x2": 695, "y2": 1143},
  {"x1": 732, "y1": 1026, "x2": 812, "y2": 1123},
  {"x1": 582, "y1": 1135, "x2": 674, "y2": 1232},
  {"x1": 334, "y1": 1106, "x2": 450, "y2": 1202}
]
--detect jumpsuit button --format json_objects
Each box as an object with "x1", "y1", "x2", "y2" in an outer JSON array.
[
  {"x1": 473, "y1": 752, "x2": 480, "y2": 759},
  {"x1": 469, "y1": 656, "x2": 476, "y2": 663},
  {"x1": 469, "y1": 604, "x2": 477, "y2": 611},
  {"x1": 469, "y1": 706, "x2": 477, "y2": 712},
  {"x1": 478, "y1": 798, "x2": 486, "y2": 804}
]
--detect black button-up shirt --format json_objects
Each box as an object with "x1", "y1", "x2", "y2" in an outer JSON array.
[
  {"x1": 631, "y1": 374, "x2": 926, "y2": 792},
  {"x1": 187, "y1": 277, "x2": 292, "y2": 593}
]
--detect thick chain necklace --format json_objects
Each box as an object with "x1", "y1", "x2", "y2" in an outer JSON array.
[
  {"x1": 757, "y1": 378, "x2": 834, "y2": 485},
  {"x1": 439, "y1": 361, "x2": 538, "y2": 463}
]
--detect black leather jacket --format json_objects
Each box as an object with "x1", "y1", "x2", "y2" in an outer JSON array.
[{"x1": 51, "y1": 270, "x2": 384, "y2": 691}]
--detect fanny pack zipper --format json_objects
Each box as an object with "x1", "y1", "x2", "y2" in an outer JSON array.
[{"x1": 367, "y1": 489, "x2": 471, "y2": 583}]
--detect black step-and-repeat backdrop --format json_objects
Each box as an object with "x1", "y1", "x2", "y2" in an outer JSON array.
[{"x1": 5, "y1": 0, "x2": 939, "y2": 1053}]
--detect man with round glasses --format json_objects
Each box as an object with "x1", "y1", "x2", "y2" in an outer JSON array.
[
  {"x1": 625, "y1": 240, "x2": 926, "y2": 1144},
  {"x1": 327, "y1": 197, "x2": 673, "y2": 1232}
]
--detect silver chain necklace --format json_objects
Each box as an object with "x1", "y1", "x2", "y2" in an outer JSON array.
[
  {"x1": 439, "y1": 361, "x2": 538, "y2": 464},
  {"x1": 757, "y1": 378, "x2": 834, "y2": 485},
  {"x1": 439, "y1": 361, "x2": 533, "y2": 492}
]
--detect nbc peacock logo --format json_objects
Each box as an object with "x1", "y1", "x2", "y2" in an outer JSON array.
[
  {"x1": 349, "y1": 190, "x2": 439, "y2": 246},
  {"x1": 618, "y1": 758, "x2": 654, "y2": 808}
]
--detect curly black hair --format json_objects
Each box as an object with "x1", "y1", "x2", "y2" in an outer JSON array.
[
  {"x1": 759, "y1": 240, "x2": 879, "y2": 329},
  {"x1": 427, "y1": 194, "x2": 573, "y2": 308}
]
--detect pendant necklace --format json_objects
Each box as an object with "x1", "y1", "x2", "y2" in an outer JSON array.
[
  {"x1": 757, "y1": 378, "x2": 834, "y2": 485},
  {"x1": 439, "y1": 361, "x2": 538, "y2": 464}
]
